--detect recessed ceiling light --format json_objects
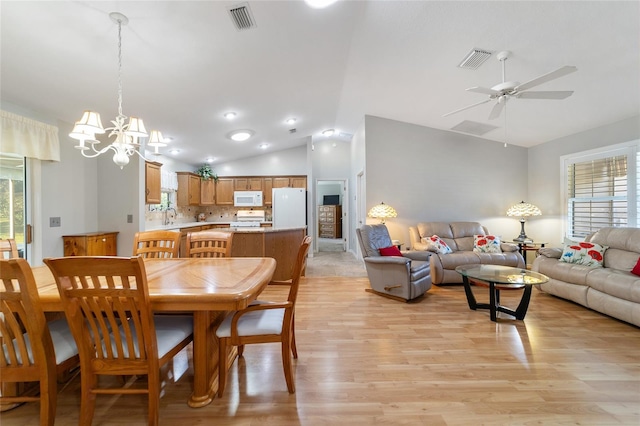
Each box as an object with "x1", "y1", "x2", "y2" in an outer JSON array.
[
  {"x1": 224, "y1": 112, "x2": 237, "y2": 120},
  {"x1": 285, "y1": 118, "x2": 296, "y2": 125},
  {"x1": 228, "y1": 129, "x2": 254, "y2": 142},
  {"x1": 259, "y1": 143, "x2": 269, "y2": 149},
  {"x1": 305, "y1": 0, "x2": 338, "y2": 9},
  {"x1": 169, "y1": 149, "x2": 180, "y2": 155},
  {"x1": 206, "y1": 157, "x2": 215, "y2": 163},
  {"x1": 322, "y1": 129, "x2": 334, "y2": 136}
]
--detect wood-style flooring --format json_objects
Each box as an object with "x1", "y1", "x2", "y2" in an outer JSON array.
[{"x1": 2, "y1": 277, "x2": 639, "y2": 425}]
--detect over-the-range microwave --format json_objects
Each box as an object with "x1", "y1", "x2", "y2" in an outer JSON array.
[{"x1": 233, "y1": 191, "x2": 263, "y2": 207}]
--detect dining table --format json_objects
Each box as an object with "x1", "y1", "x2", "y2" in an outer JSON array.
[{"x1": 31, "y1": 256, "x2": 276, "y2": 408}]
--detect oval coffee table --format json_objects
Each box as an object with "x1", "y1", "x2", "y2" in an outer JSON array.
[{"x1": 455, "y1": 264, "x2": 549, "y2": 322}]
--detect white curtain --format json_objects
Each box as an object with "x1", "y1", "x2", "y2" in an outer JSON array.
[{"x1": 0, "y1": 110, "x2": 60, "y2": 161}]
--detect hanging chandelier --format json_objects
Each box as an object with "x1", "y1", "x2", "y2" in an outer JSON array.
[{"x1": 68, "y1": 12, "x2": 167, "y2": 169}]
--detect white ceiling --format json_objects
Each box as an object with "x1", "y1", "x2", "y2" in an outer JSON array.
[{"x1": 2, "y1": 1, "x2": 639, "y2": 167}]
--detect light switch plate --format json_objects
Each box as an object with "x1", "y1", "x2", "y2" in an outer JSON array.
[
  {"x1": 50, "y1": 217, "x2": 61, "y2": 227},
  {"x1": 127, "y1": 214, "x2": 133, "y2": 223}
]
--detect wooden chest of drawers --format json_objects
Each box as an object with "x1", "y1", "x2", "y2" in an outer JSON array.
[
  {"x1": 63, "y1": 232, "x2": 119, "y2": 256},
  {"x1": 318, "y1": 205, "x2": 342, "y2": 239}
]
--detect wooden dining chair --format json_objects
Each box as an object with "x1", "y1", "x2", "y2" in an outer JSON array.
[
  {"x1": 132, "y1": 230, "x2": 180, "y2": 258},
  {"x1": 215, "y1": 235, "x2": 311, "y2": 397},
  {"x1": 43, "y1": 256, "x2": 193, "y2": 426},
  {"x1": 185, "y1": 230, "x2": 233, "y2": 258},
  {"x1": 1, "y1": 258, "x2": 79, "y2": 426},
  {"x1": 0, "y1": 238, "x2": 19, "y2": 259}
]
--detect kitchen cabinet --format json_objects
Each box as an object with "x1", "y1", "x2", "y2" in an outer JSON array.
[
  {"x1": 200, "y1": 179, "x2": 216, "y2": 206},
  {"x1": 145, "y1": 161, "x2": 162, "y2": 204},
  {"x1": 63, "y1": 232, "x2": 119, "y2": 256},
  {"x1": 234, "y1": 177, "x2": 263, "y2": 191},
  {"x1": 319, "y1": 205, "x2": 342, "y2": 239},
  {"x1": 177, "y1": 172, "x2": 201, "y2": 206},
  {"x1": 263, "y1": 178, "x2": 273, "y2": 205},
  {"x1": 272, "y1": 176, "x2": 307, "y2": 189},
  {"x1": 215, "y1": 178, "x2": 235, "y2": 205}
]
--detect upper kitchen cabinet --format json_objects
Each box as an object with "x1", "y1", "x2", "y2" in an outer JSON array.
[
  {"x1": 263, "y1": 178, "x2": 273, "y2": 205},
  {"x1": 216, "y1": 178, "x2": 234, "y2": 205},
  {"x1": 272, "y1": 176, "x2": 307, "y2": 189},
  {"x1": 200, "y1": 179, "x2": 216, "y2": 206},
  {"x1": 234, "y1": 177, "x2": 263, "y2": 191},
  {"x1": 145, "y1": 161, "x2": 162, "y2": 204},
  {"x1": 177, "y1": 172, "x2": 201, "y2": 206}
]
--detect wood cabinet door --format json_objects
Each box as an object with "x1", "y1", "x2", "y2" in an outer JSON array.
[
  {"x1": 272, "y1": 177, "x2": 290, "y2": 188},
  {"x1": 263, "y1": 178, "x2": 273, "y2": 205},
  {"x1": 290, "y1": 177, "x2": 306, "y2": 189},
  {"x1": 145, "y1": 161, "x2": 162, "y2": 204},
  {"x1": 177, "y1": 172, "x2": 201, "y2": 206},
  {"x1": 234, "y1": 178, "x2": 249, "y2": 191},
  {"x1": 248, "y1": 178, "x2": 263, "y2": 190},
  {"x1": 188, "y1": 175, "x2": 201, "y2": 205},
  {"x1": 216, "y1": 179, "x2": 234, "y2": 205},
  {"x1": 200, "y1": 179, "x2": 215, "y2": 205}
]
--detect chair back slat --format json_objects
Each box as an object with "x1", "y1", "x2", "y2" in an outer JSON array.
[
  {"x1": 132, "y1": 231, "x2": 180, "y2": 258},
  {"x1": 186, "y1": 230, "x2": 234, "y2": 258},
  {"x1": 0, "y1": 239, "x2": 19, "y2": 259},
  {"x1": 287, "y1": 236, "x2": 312, "y2": 305}
]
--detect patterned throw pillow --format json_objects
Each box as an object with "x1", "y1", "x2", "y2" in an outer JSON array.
[
  {"x1": 379, "y1": 246, "x2": 403, "y2": 257},
  {"x1": 422, "y1": 235, "x2": 452, "y2": 254},
  {"x1": 473, "y1": 235, "x2": 501, "y2": 253},
  {"x1": 559, "y1": 241, "x2": 608, "y2": 267}
]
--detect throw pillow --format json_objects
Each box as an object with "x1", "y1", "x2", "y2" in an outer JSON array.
[
  {"x1": 559, "y1": 241, "x2": 607, "y2": 267},
  {"x1": 473, "y1": 235, "x2": 501, "y2": 253},
  {"x1": 631, "y1": 257, "x2": 640, "y2": 276},
  {"x1": 423, "y1": 235, "x2": 452, "y2": 254},
  {"x1": 379, "y1": 246, "x2": 403, "y2": 257}
]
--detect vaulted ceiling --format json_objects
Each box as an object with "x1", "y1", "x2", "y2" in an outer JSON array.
[{"x1": 2, "y1": 1, "x2": 638, "y2": 166}]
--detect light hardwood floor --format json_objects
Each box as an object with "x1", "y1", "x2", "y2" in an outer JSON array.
[{"x1": 2, "y1": 276, "x2": 639, "y2": 425}]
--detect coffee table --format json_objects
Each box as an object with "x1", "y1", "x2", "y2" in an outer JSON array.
[{"x1": 455, "y1": 264, "x2": 549, "y2": 321}]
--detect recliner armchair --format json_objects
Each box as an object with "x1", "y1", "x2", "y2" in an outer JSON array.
[{"x1": 356, "y1": 224, "x2": 432, "y2": 301}]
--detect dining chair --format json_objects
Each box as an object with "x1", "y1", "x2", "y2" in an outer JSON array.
[
  {"x1": 215, "y1": 235, "x2": 311, "y2": 397},
  {"x1": 43, "y1": 256, "x2": 193, "y2": 426},
  {"x1": 1, "y1": 258, "x2": 79, "y2": 426},
  {"x1": 185, "y1": 230, "x2": 233, "y2": 258},
  {"x1": 132, "y1": 230, "x2": 180, "y2": 258},
  {"x1": 1, "y1": 238, "x2": 19, "y2": 259}
]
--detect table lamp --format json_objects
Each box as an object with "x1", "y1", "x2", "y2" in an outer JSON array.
[
  {"x1": 368, "y1": 202, "x2": 397, "y2": 224},
  {"x1": 507, "y1": 201, "x2": 541, "y2": 242}
]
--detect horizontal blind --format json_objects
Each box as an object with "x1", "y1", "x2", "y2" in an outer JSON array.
[{"x1": 567, "y1": 155, "x2": 627, "y2": 238}]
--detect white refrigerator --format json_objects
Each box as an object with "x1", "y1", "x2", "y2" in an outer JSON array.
[{"x1": 272, "y1": 188, "x2": 306, "y2": 228}]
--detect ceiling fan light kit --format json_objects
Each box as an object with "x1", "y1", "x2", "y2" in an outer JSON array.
[{"x1": 443, "y1": 50, "x2": 578, "y2": 121}]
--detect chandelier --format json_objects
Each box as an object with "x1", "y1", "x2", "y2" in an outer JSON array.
[{"x1": 68, "y1": 12, "x2": 166, "y2": 168}]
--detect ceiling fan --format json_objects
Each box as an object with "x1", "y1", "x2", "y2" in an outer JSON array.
[{"x1": 443, "y1": 51, "x2": 577, "y2": 120}]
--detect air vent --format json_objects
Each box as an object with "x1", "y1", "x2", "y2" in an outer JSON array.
[
  {"x1": 228, "y1": 2, "x2": 256, "y2": 31},
  {"x1": 289, "y1": 128, "x2": 296, "y2": 134},
  {"x1": 451, "y1": 120, "x2": 498, "y2": 136},
  {"x1": 458, "y1": 48, "x2": 492, "y2": 69}
]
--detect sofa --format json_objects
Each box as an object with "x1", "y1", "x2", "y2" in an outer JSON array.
[
  {"x1": 409, "y1": 221, "x2": 525, "y2": 285},
  {"x1": 532, "y1": 227, "x2": 640, "y2": 327}
]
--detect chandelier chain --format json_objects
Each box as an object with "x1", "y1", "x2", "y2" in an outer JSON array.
[{"x1": 116, "y1": 17, "x2": 124, "y2": 119}]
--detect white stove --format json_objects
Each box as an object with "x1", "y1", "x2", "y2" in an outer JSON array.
[{"x1": 231, "y1": 210, "x2": 266, "y2": 227}]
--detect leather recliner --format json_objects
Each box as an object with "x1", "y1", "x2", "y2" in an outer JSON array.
[{"x1": 356, "y1": 224, "x2": 432, "y2": 301}]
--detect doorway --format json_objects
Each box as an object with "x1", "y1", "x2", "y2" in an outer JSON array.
[
  {"x1": 0, "y1": 153, "x2": 27, "y2": 258},
  {"x1": 316, "y1": 179, "x2": 347, "y2": 253}
]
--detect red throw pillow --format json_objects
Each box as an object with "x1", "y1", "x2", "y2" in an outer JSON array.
[
  {"x1": 379, "y1": 246, "x2": 402, "y2": 257},
  {"x1": 632, "y1": 257, "x2": 640, "y2": 276}
]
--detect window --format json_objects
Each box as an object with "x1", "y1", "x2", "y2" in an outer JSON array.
[
  {"x1": 0, "y1": 153, "x2": 26, "y2": 257},
  {"x1": 562, "y1": 141, "x2": 639, "y2": 239}
]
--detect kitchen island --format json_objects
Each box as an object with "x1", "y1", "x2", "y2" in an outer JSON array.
[{"x1": 146, "y1": 222, "x2": 306, "y2": 281}]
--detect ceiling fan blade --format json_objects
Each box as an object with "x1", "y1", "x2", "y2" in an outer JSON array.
[
  {"x1": 516, "y1": 90, "x2": 574, "y2": 99},
  {"x1": 515, "y1": 65, "x2": 577, "y2": 91},
  {"x1": 488, "y1": 101, "x2": 505, "y2": 120},
  {"x1": 442, "y1": 99, "x2": 491, "y2": 117},
  {"x1": 466, "y1": 86, "x2": 498, "y2": 95}
]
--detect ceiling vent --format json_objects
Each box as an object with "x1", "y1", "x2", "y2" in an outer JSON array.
[
  {"x1": 289, "y1": 128, "x2": 297, "y2": 134},
  {"x1": 458, "y1": 48, "x2": 492, "y2": 69},
  {"x1": 228, "y1": 2, "x2": 257, "y2": 31},
  {"x1": 451, "y1": 120, "x2": 498, "y2": 136}
]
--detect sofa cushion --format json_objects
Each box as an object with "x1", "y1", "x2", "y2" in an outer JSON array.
[
  {"x1": 586, "y1": 268, "x2": 640, "y2": 303},
  {"x1": 417, "y1": 222, "x2": 458, "y2": 251},
  {"x1": 534, "y1": 256, "x2": 592, "y2": 286},
  {"x1": 379, "y1": 246, "x2": 402, "y2": 257},
  {"x1": 632, "y1": 257, "x2": 640, "y2": 276},
  {"x1": 473, "y1": 235, "x2": 501, "y2": 253},
  {"x1": 560, "y1": 241, "x2": 607, "y2": 267},
  {"x1": 421, "y1": 235, "x2": 453, "y2": 254},
  {"x1": 589, "y1": 227, "x2": 640, "y2": 270}
]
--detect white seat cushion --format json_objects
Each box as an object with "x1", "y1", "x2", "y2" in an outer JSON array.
[
  {"x1": 3, "y1": 318, "x2": 78, "y2": 365},
  {"x1": 110, "y1": 315, "x2": 193, "y2": 359},
  {"x1": 216, "y1": 308, "x2": 285, "y2": 338}
]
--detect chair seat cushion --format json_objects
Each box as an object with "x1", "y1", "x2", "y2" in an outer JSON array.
[
  {"x1": 3, "y1": 318, "x2": 78, "y2": 366},
  {"x1": 216, "y1": 308, "x2": 285, "y2": 338},
  {"x1": 112, "y1": 315, "x2": 193, "y2": 359}
]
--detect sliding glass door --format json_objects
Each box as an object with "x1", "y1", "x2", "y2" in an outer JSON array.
[{"x1": 0, "y1": 153, "x2": 26, "y2": 257}]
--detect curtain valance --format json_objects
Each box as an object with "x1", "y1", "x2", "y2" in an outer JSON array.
[{"x1": 0, "y1": 109, "x2": 60, "y2": 161}]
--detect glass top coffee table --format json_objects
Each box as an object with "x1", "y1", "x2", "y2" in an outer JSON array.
[{"x1": 455, "y1": 264, "x2": 549, "y2": 322}]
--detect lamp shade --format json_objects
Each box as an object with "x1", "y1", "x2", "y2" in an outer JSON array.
[
  {"x1": 506, "y1": 201, "x2": 542, "y2": 218},
  {"x1": 368, "y1": 202, "x2": 397, "y2": 223},
  {"x1": 75, "y1": 111, "x2": 105, "y2": 135}
]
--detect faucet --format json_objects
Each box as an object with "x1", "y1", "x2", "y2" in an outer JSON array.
[{"x1": 163, "y1": 207, "x2": 177, "y2": 226}]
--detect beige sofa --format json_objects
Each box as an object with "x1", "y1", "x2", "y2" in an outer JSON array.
[
  {"x1": 409, "y1": 221, "x2": 525, "y2": 285},
  {"x1": 532, "y1": 227, "x2": 640, "y2": 327}
]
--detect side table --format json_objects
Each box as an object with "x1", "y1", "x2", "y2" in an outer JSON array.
[{"x1": 514, "y1": 241, "x2": 546, "y2": 268}]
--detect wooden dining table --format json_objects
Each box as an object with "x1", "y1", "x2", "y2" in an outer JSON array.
[{"x1": 31, "y1": 256, "x2": 276, "y2": 408}]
